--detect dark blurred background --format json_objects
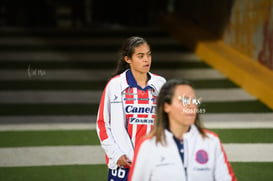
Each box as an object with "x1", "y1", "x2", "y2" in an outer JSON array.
[
  {"x1": 0, "y1": 0, "x2": 162, "y2": 28},
  {"x1": 0, "y1": 0, "x2": 272, "y2": 106},
  {"x1": 0, "y1": 0, "x2": 233, "y2": 36}
]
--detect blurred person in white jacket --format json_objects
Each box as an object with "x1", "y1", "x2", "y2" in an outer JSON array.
[{"x1": 128, "y1": 79, "x2": 236, "y2": 181}]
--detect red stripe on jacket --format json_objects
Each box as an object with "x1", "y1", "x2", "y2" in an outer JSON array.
[
  {"x1": 97, "y1": 75, "x2": 120, "y2": 142},
  {"x1": 97, "y1": 87, "x2": 108, "y2": 142},
  {"x1": 128, "y1": 135, "x2": 151, "y2": 181},
  {"x1": 205, "y1": 129, "x2": 237, "y2": 181}
]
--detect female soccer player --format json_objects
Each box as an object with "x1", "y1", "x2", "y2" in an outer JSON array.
[
  {"x1": 129, "y1": 79, "x2": 236, "y2": 181},
  {"x1": 96, "y1": 36, "x2": 166, "y2": 181}
]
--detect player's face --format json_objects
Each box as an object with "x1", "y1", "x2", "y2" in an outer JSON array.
[
  {"x1": 164, "y1": 85, "x2": 197, "y2": 129},
  {"x1": 126, "y1": 43, "x2": 151, "y2": 74}
]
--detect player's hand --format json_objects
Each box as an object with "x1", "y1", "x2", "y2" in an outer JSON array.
[{"x1": 117, "y1": 155, "x2": 132, "y2": 167}]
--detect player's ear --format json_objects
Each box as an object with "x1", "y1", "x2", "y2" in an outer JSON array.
[
  {"x1": 164, "y1": 102, "x2": 171, "y2": 113},
  {"x1": 124, "y1": 56, "x2": 132, "y2": 64}
]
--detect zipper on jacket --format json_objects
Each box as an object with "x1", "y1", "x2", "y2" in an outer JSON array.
[
  {"x1": 183, "y1": 132, "x2": 190, "y2": 181},
  {"x1": 173, "y1": 135, "x2": 188, "y2": 181}
]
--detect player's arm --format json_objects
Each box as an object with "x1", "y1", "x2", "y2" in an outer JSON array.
[
  {"x1": 214, "y1": 137, "x2": 237, "y2": 181},
  {"x1": 96, "y1": 83, "x2": 125, "y2": 168}
]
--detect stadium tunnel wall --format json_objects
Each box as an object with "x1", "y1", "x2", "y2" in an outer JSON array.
[{"x1": 159, "y1": 0, "x2": 273, "y2": 110}]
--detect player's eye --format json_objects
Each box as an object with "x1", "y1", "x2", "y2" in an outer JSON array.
[
  {"x1": 178, "y1": 96, "x2": 202, "y2": 106},
  {"x1": 182, "y1": 97, "x2": 190, "y2": 105}
]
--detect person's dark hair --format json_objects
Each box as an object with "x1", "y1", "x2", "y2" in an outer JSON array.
[
  {"x1": 112, "y1": 36, "x2": 149, "y2": 77},
  {"x1": 150, "y1": 79, "x2": 206, "y2": 145}
]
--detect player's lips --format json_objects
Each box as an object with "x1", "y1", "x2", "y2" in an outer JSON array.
[{"x1": 185, "y1": 113, "x2": 196, "y2": 117}]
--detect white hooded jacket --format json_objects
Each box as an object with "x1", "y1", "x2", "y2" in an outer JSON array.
[{"x1": 129, "y1": 125, "x2": 236, "y2": 181}]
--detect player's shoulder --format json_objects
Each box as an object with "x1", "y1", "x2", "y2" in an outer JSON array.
[
  {"x1": 105, "y1": 74, "x2": 121, "y2": 87},
  {"x1": 204, "y1": 129, "x2": 221, "y2": 142},
  {"x1": 149, "y1": 72, "x2": 166, "y2": 85},
  {"x1": 150, "y1": 73, "x2": 166, "y2": 81},
  {"x1": 107, "y1": 70, "x2": 128, "y2": 86},
  {"x1": 141, "y1": 137, "x2": 164, "y2": 153},
  {"x1": 136, "y1": 136, "x2": 158, "y2": 152}
]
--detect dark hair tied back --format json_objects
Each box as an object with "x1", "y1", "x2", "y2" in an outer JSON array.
[{"x1": 112, "y1": 36, "x2": 149, "y2": 77}]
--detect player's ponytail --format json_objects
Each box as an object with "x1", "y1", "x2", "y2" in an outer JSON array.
[{"x1": 112, "y1": 36, "x2": 149, "y2": 77}]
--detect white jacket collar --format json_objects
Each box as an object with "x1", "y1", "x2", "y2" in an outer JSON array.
[{"x1": 164, "y1": 124, "x2": 199, "y2": 140}]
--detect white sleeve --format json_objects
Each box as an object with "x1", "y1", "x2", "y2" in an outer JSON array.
[
  {"x1": 214, "y1": 137, "x2": 236, "y2": 181},
  {"x1": 96, "y1": 82, "x2": 124, "y2": 168}
]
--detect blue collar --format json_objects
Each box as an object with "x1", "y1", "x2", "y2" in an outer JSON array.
[
  {"x1": 126, "y1": 69, "x2": 151, "y2": 91},
  {"x1": 173, "y1": 135, "x2": 184, "y2": 163}
]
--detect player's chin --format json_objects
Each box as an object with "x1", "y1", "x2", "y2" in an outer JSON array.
[
  {"x1": 185, "y1": 118, "x2": 196, "y2": 126},
  {"x1": 183, "y1": 112, "x2": 197, "y2": 122},
  {"x1": 142, "y1": 66, "x2": 150, "y2": 72}
]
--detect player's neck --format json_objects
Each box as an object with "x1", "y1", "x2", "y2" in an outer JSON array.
[
  {"x1": 131, "y1": 70, "x2": 148, "y2": 88},
  {"x1": 170, "y1": 123, "x2": 190, "y2": 140}
]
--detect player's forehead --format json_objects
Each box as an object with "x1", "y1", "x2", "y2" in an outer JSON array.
[
  {"x1": 173, "y1": 85, "x2": 195, "y2": 97},
  {"x1": 133, "y1": 43, "x2": 150, "y2": 55}
]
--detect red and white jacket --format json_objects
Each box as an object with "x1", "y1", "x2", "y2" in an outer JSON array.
[
  {"x1": 96, "y1": 69, "x2": 166, "y2": 169},
  {"x1": 129, "y1": 125, "x2": 236, "y2": 181}
]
